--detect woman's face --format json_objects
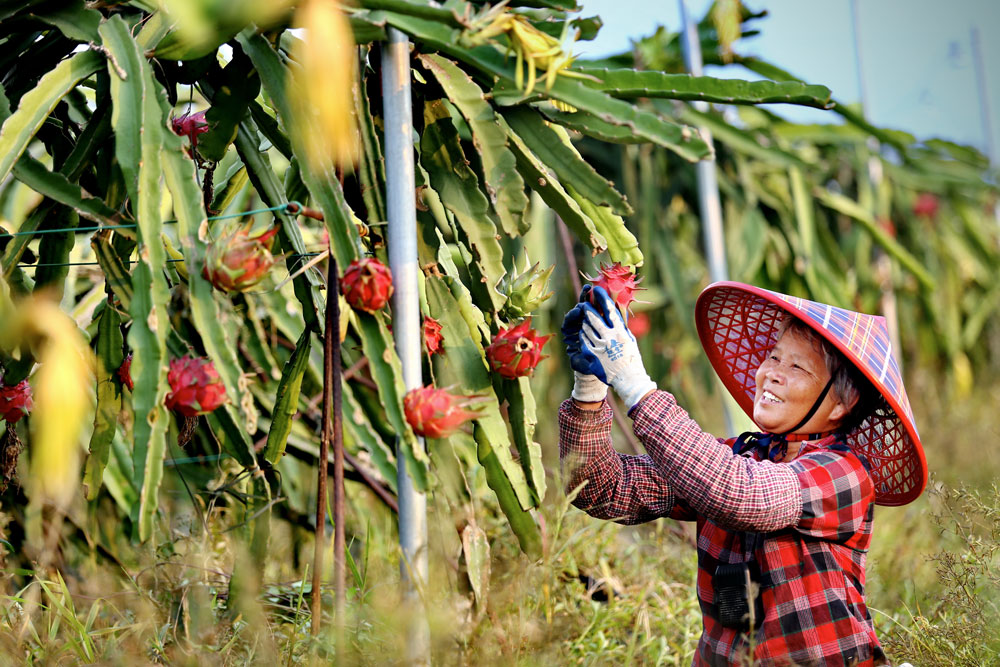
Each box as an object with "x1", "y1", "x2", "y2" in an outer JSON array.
[{"x1": 753, "y1": 328, "x2": 849, "y2": 435}]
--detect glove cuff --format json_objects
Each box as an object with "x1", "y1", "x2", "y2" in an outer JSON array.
[
  {"x1": 615, "y1": 373, "x2": 657, "y2": 412},
  {"x1": 572, "y1": 372, "x2": 608, "y2": 402}
]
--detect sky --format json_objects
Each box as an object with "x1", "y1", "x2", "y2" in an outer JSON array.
[{"x1": 575, "y1": 0, "x2": 1000, "y2": 162}]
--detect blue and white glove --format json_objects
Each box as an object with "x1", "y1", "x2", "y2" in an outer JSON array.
[
  {"x1": 562, "y1": 296, "x2": 608, "y2": 402},
  {"x1": 576, "y1": 285, "x2": 656, "y2": 410}
]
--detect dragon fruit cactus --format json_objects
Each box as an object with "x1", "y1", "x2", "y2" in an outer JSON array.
[
  {"x1": 0, "y1": 380, "x2": 33, "y2": 423},
  {"x1": 170, "y1": 110, "x2": 209, "y2": 152},
  {"x1": 584, "y1": 262, "x2": 643, "y2": 314},
  {"x1": 341, "y1": 258, "x2": 394, "y2": 314},
  {"x1": 203, "y1": 224, "x2": 279, "y2": 292},
  {"x1": 499, "y1": 260, "x2": 554, "y2": 319},
  {"x1": 403, "y1": 385, "x2": 484, "y2": 438},
  {"x1": 485, "y1": 318, "x2": 551, "y2": 379},
  {"x1": 423, "y1": 317, "x2": 444, "y2": 356},
  {"x1": 164, "y1": 355, "x2": 226, "y2": 417},
  {"x1": 118, "y1": 353, "x2": 134, "y2": 392}
]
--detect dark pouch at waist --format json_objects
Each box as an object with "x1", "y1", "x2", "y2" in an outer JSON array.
[{"x1": 713, "y1": 562, "x2": 764, "y2": 632}]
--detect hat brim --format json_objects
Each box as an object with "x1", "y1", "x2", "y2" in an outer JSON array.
[{"x1": 695, "y1": 281, "x2": 927, "y2": 506}]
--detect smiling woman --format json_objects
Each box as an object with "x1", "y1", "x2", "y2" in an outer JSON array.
[
  {"x1": 559, "y1": 280, "x2": 928, "y2": 665},
  {"x1": 751, "y1": 317, "x2": 877, "y2": 456}
]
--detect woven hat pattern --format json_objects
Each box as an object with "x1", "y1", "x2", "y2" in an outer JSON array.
[{"x1": 695, "y1": 282, "x2": 927, "y2": 506}]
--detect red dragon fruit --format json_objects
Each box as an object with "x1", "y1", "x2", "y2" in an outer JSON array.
[
  {"x1": 118, "y1": 353, "x2": 134, "y2": 392},
  {"x1": 403, "y1": 385, "x2": 484, "y2": 438},
  {"x1": 584, "y1": 262, "x2": 643, "y2": 314},
  {"x1": 485, "y1": 318, "x2": 551, "y2": 379},
  {"x1": 171, "y1": 110, "x2": 209, "y2": 152},
  {"x1": 627, "y1": 311, "x2": 651, "y2": 339},
  {"x1": 341, "y1": 258, "x2": 394, "y2": 314},
  {"x1": 0, "y1": 380, "x2": 33, "y2": 423},
  {"x1": 164, "y1": 355, "x2": 226, "y2": 417},
  {"x1": 912, "y1": 192, "x2": 939, "y2": 219},
  {"x1": 423, "y1": 317, "x2": 444, "y2": 356},
  {"x1": 203, "y1": 224, "x2": 279, "y2": 292}
]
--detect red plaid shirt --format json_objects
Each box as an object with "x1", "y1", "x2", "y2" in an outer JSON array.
[{"x1": 559, "y1": 391, "x2": 883, "y2": 666}]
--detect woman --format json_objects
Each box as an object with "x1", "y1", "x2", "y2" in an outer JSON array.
[{"x1": 559, "y1": 281, "x2": 927, "y2": 666}]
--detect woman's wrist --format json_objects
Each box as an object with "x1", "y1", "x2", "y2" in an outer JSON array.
[{"x1": 571, "y1": 397, "x2": 605, "y2": 411}]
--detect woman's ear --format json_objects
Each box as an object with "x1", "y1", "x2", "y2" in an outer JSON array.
[{"x1": 829, "y1": 393, "x2": 859, "y2": 424}]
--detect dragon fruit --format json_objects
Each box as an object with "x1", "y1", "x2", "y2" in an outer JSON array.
[
  {"x1": 499, "y1": 260, "x2": 554, "y2": 319},
  {"x1": 912, "y1": 193, "x2": 939, "y2": 219},
  {"x1": 485, "y1": 318, "x2": 551, "y2": 379},
  {"x1": 118, "y1": 353, "x2": 134, "y2": 392},
  {"x1": 203, "y1": 223, "x2": 279, "y2": 292},
  {"x1": 403, "y1": 385, "x2": 483, "y2": 438},
  {"x1": 0, "y1": 380, "x2": 33, "y2": 423},
  {"x1": 341, "y1": 258, "x2": 394, "y2": 314},
  {"x1": 627, "y1": 311, "x2": 651, "y2": 339},
  {"x1": 423, "y1": 317, "x2": 444, "y2": 356},
  {"x1": 171, "y1": 110, "x2": 209, "y2": 152},
  {"x1": 164, "y1": 355, "x2": 226, "y2": 417},
  {"x1": 584, "y1": 262, "x2": 643, "y2": 314}
]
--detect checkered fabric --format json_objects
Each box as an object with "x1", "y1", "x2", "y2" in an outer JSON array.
[
  {"x1": 694, "y1": 281, "x2": 927, "y2": 506},
  {"x1": 559, "y1": 393, "x2": 885, "y2": 666}
]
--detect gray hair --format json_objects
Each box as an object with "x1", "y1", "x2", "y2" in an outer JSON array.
[{"x1": 775, "y1": 316, "x2": 879, "y2": 430}]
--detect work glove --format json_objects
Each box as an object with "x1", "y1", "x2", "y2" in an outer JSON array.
[
  {"x1": 576, "y1": 285, "x2": 657, "y2": 410},
  {"x1": 561, "y1": 297, "x2": 608, "y2": 402}
]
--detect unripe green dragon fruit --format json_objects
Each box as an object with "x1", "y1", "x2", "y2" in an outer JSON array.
[{"x1": 500, "y1": 260, "x2": 554, "y2": 319}]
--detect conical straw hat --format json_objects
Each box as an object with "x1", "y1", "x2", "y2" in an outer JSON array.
[{"x1": 695, "y1": 281, "x2": 927, "y2": 506}]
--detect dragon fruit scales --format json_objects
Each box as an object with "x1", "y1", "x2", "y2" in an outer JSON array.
[
  {"x1": 403, "y1": 386, "x2": 483, "y2": 438},
  {"x1": 164, "y1": 355, "x2": 226, "y2": 417},
  {"x1": 584, "y1": 262, "x2": 643, "y2": 313},
  {"x1": 203, "y1": 224, "x2": 279, "y2": 293},
  {"x1": 485, "y1": 318, "x2": 551, "y2": 379},
  {"x1": 341, "y1": 258, "x2": 394, "y2": 314},
  {"x1": 0, "y1": 380, "x2": 33, "y2": 423}
]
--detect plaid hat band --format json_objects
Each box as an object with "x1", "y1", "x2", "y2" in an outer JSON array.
[{"x1": 695, "y1": 281, "x2": 927, "y2": 506}]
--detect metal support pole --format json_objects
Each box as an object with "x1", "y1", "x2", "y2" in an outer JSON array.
[
  {"x1": 381, "y1": 27, "x2": 430, "y2": 664},
  {"x1": 970, "y1": 26, "x2": 1000, "y2": 222},
  {"x1": 678, "y1": 0, "x2": 728, "y2": 287},
  {"x1": 850, "y1": 0, "x2": 903, "y2": 369},
  {"x1": 678, "y1": 0, "x2": 734, "y2": 436}
]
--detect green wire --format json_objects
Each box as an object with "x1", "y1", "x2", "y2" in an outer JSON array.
[
  {"x1": 23, "y1": 251, "x2": 324, "y2": 269},
  {"x1": 0, "y1": 201, "x2": 305, "y2": 239}
]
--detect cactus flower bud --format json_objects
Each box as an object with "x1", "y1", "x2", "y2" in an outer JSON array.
[
  {"x1": 118, "y1": 353, "x2": 134, "y2": 392},
  {"x1": 583, "y1": 262, "x2": 643, "y2": 314},
  {"x1": 165, "y1": 355, "x2": 226, "y2": 417},
  {"x1": 485, "y1": 318, "x2": 551, "y2": 379},
  {"x1": 0, "y1": 380, "x2": 33, "y2": 423},
  {"x1": 403, "y1": 385, "x2": 484, "y2": 438},
  {"x1": 203, "y1": 224, "x2": 279, "y2": 293},
  {"x1": 341, "y1": 258, "x2": 394, "y2": 314},
  {"x1": 423, "y1": 317, "x2": 444, "y2": 356},
  {"x1": 500, "y1": 261, "x2": 554, "y2": 319}
]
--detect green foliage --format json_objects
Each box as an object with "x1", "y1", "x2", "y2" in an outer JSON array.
[{"x1": 0, "y1": 0, "x2": 997, "y2": 662}]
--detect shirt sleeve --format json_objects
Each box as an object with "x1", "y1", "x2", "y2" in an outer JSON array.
[
  {"x1": 558, "y1": 398, "x2": 687, "y2": 524},
  {"x1": 789, "y1": 448, "x2": 874, "y2": 546},
  {"x1": 629, "y1": 390, "x2": 802, "y2": 533}
]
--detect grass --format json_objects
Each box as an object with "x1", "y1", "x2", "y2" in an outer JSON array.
[{"x1": 1, "y1": 370, "x2": 998, "y2": 665}]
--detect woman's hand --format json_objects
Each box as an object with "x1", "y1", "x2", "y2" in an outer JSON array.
[
  {"x1": 575, "y1": 286, "x2": 656, "y2": 410},
  {"x1": 562, "y1": 294, "x2": 609, "y2": 403}
]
